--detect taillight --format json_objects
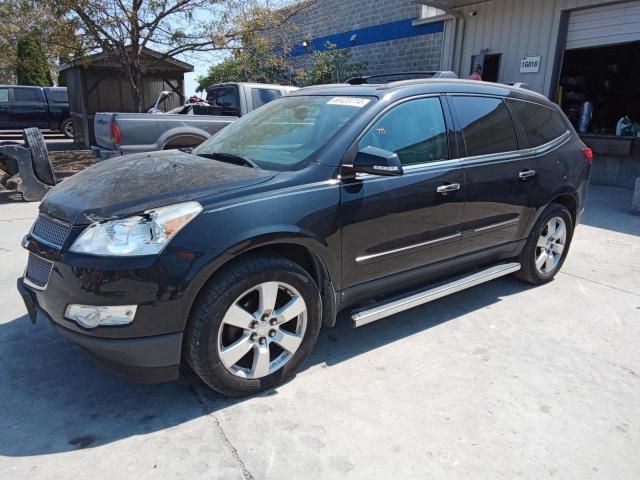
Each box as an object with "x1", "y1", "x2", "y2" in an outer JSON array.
[
  {"x1": 582, "y1": 147, "x2": 594, "y2": 164},
  {"x1": 111, "y1": 121, "x2": 122, "y2": 145}
]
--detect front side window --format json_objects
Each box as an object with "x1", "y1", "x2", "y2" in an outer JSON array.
[
  {"x1": 507, "y1": 100, "x2": 568, "y2": 147},
  {"x1": 0, "y1": 88, "x2": 8, "y2": 103},
  {"x1": 358, "y1": 97, "x2": 448, "y2": 165},
  {"x1": 252, "y1": 88, "x2": 282, "y2": 109},
  {"x1": 453, "y1": 96, "x2": 518, "y2": 157},
  {"x1": 13, "y1": 88, "x2": 42, "y2": 102},
  {"x1": 195, "y1": 95, "x2": 373, "y2": 171}
]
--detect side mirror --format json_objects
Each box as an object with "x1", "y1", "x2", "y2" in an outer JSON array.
[{"x1": 352, "y1": 146, "x2": 403, "y2": 176}]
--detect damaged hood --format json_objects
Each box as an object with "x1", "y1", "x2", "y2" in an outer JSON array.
[{"x1": 40, "y1": 151, "x2": 276, "y2": 224}]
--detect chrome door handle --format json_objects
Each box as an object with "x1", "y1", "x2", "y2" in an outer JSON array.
[
  {"x1": 519, "y1": 169, "x2": 537, "y2": 180},
  {"x1": 436, "y1": 183, "x2": 461, "y2": 194}
]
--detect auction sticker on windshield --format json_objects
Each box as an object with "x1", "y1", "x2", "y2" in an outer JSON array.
[{"x1": 327, "y1": 97, "x2": 371, "y2": 107}]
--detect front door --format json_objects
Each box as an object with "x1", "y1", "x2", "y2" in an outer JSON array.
[
  {"x1": 340, "y1": 96, "x2": 464, "y2": 288},
  {"x1": 449, "y1": 95, "x2": 537, "y2": 256}
]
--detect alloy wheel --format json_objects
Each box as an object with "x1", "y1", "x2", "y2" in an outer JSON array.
[
  {"x1": 217, "y1": 281, "x2": 307, "y2": 379},
  {"x1": 535, "y1": 216, "x2": 567, "y2": 274}
]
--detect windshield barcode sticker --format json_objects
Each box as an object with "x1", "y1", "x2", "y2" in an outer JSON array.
[{"x1": 327, "y1": 97, "x2": 371, "y2": 107}]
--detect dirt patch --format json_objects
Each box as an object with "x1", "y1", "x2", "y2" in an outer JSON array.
[{"x1": 50, "y1": 150, "x2": 97, "y2": 180}]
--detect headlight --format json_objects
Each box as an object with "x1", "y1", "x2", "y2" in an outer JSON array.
[{"x1": 70, "y1": 201, "x2": 203, "y2": 256}]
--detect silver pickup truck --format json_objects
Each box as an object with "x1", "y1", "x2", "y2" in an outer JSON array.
[{"x1": 93, "y1": 82, "x2": 297, "y2": 157}]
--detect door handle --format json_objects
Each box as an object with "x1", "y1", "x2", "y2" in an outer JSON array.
[
  {"x1": 519, "y1": 169, "x2": 537, "y2": 180},
  {"x1": 436, "y1": 183, "x2": 461, "y2": 194}
]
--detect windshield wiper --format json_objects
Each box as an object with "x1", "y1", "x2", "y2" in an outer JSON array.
[{"x1": 197, "y1": 152, "x2": 260, "y2": 169}]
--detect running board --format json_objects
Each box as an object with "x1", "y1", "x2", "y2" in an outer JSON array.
[{"x1": 351, "y1": 262, "x2": 521, "y2": 328}]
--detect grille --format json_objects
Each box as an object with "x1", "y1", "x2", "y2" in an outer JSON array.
[
  {"x1": 25, "y1": 253, "x2": 53, "y2": 289},
  {"x1": 31, "y1": 213, "x2": 73, "y2": 249}
]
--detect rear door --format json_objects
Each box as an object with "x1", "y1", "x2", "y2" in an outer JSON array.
[
  {"x1": 340, "y1": 96, "x2": 465, "y2": 288},
  {"x1": 10, "y1": 87, "x2": 49, "y2": 129},
  {"x1": 450, "y1": 95, "x2": 537, "y2": 256},
  {"x1": 0, "y1": 87, "x2": 9, "y2": 128}
]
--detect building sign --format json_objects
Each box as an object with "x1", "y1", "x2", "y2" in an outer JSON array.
[{"x1": 520, "y1": 55, "x2": 541, "y2": 73}]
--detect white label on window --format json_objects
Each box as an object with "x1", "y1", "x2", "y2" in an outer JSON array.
[{"x1": 327, "y1": 97, "x2": 370, "y2": 107}]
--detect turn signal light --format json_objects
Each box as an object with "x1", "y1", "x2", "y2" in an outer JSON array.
[{"x1": 582, "y1": 147, "x2": 594, "y2": 164}]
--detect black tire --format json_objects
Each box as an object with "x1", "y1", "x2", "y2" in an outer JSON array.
[
  {"x1": 22, "y1": 128, "x2": 55, "y2": 185},
  {"x1": 185, "y1": 253, "x2": 322, "y2": 397},
  {"x1": 514, "y1": 203, "x2": 574, "y2": 285},
  {"x1": 60, "y1": 118, "x2": 74, "y2": 139}
]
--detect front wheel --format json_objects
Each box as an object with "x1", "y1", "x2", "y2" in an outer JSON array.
[
  {"x1": 185, "y1": 254, "x2": 322, "y2": 396},
  {"x1": 514, "y1": 203, "x2": 574, "y2": 285},
  {"x1": 60, "y1": 118, "x2": 74, "y2": 139}
]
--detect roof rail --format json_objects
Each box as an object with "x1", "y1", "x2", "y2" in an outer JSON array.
[
  {"x1": 505, "y1": 82, "x2": 531, "y2": 90},
  {"x1": 345, "y1": 71, "x2": 458, "y2": 85}
]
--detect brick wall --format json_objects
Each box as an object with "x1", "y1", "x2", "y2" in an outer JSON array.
[{"x1": 283, "y1": 0, "x2": 444, "y2": 77}]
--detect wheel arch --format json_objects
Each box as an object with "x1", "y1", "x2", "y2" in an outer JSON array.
[
  {"x1": 183, "y1": 235, "x2": 339, "y2": 335},
  {"x1": 528, "y1": 189, "x2": 579, "y2": 235}
]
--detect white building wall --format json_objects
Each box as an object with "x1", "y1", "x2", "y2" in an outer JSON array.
[{"x1": 442, "y1": 0, "x2": 634, "y2": 97}]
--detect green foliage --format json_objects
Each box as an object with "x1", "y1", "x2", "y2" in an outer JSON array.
[
  {"x1": 197, "y1": 37, "x2": 290, "y2": 91},
  {"x1": 16, "y1": 36, "x2": 53, "y2": 86},
  {"x1": 295, "y1": 42, "x2": 367, "y2": 86}
]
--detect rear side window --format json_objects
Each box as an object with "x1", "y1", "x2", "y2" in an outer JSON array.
[
  {"x1": 452, "y1": 96, "x2": 518, "y2": 157},
  {"x1": 252, "y1": 88, "x2": 282, "y2": 108},
  {"x1": 358, "y1": 97, "x2": 448, "y2": 165},
  {"x1": 507, "y1": 100, "x2": 568, "y2": 147},
  {"x1": 13, "y1": 88, "x2": 42, "y2": 102}
]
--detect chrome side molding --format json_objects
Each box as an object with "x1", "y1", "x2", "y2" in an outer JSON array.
[{"x1": 351, "y1": 262, "x2": 522, "y2": 328}]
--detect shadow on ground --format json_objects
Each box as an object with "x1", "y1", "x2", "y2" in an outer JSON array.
[
  {"x1": 580, "y1": 186, "x2": 640, "y2": 236},
  {"x1": 0, "y1": 276, "x2": 530, "y2": 458}
]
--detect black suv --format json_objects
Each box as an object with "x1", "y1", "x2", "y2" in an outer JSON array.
[{"x1": 18, "y1": 79, "x2": 592, "y2": 396}]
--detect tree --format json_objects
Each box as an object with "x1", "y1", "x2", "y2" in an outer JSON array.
[
  {"x1": 55, "y1": 0, "x2": 313, "y2": 111},
  {"x1": 16, "y1": 37, "x2": 54, "y2": 86},
  {"x1": 197, "y1": 35, "x2": 290, "y2": 90},
  {"x1": 295, "y1": 42, "x2": 367, "y2": 86},
  {"x1": 0, "y1": 0, "x2": 82, "y2": 84}
]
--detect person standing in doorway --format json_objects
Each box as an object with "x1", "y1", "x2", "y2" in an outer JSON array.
[{"x1": 469, "y1": 64, "x2": 483, "y2": 81}]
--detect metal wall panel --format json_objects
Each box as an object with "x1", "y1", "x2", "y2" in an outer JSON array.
[
  {"x1": 566, "y1": 0, "x2": 640, "y2": 49},
  {"x1": 442, "y1": 0, "x2": 635, "y2": 97}
]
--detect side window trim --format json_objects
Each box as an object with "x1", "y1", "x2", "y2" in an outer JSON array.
[
  {"x1": 447, "y1": 93, "x2": 522, "y2": 161},
  {"x1": 343, "y1": 94, "x2": 455, "y2": 168}
]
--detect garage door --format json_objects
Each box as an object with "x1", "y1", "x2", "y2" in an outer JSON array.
[{"x1": 566, "y1": 1, "x2": 640, "y2": 50}]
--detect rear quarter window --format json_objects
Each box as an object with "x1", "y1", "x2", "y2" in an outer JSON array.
[
  {"x1": 48, "y1": 89, "x2": 68, "y2": 103},
  {"x1": 507, "y1": 100, "x2": 568, "y2": 147},
  {"x1": 452, "y1": 96, "x2": 518, "y2": 157}
]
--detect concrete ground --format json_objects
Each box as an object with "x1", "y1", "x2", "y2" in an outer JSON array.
[
  {"x1": 0, "y1": 130, "x2": 79, "y2": 152},
  {"x1": 0, "y1": 185, "x2": 638, "y2": 480}
]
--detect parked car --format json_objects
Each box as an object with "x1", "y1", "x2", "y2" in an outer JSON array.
[
  {"x1": 18, "y1": 78, "x2": 592, "y2": 396},
  {"x1": 93, "y1": 82, "x2": 297, "y2": 157},
  {"x1": 0, "y1": 86, "x2": 73, "y2": 138}
]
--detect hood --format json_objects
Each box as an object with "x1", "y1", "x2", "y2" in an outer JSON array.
[{"x1": 40, "y1": 150, "x2": 276, "y2": 224}]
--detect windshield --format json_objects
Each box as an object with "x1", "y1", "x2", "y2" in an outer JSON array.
[{"x1": 194, "y1": 95, "x2": 374, "y2": 170}]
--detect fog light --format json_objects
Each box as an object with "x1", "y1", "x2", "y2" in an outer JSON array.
[{"x1": 65, "y1": 305, "x2": 137, "y2": 329}]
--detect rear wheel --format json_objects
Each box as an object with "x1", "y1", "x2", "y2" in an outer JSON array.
[
  {"x1": 515, "y1": 203, "x2": 573, "y2": 285},
  {"x1": 186, "y1": 254, "x2": 322, "y2": 396}
]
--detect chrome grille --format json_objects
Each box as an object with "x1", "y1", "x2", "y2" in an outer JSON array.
[
  {"x1": 25, "y1": 253, "x2": 53, "y2": 289},
  {"x1": 31, "y1": 213, "x2": 72, "y2": 249}
]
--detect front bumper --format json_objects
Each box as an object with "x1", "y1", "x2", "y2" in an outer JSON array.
[{"x1": 18, "y1": 277, "x2": 183, "y2": 383}]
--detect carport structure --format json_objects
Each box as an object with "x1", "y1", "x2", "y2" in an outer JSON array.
[{"x1": 59, "y1": 47, "x2": 193, "y2": 148}]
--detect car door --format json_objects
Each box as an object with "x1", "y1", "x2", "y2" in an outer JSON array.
[
  {"x1": 449, "y1": 95, "x2": 537, "y2": 256},
  {"x1": 0, "y1": 87, "x2": 9, "y2": 128},
  {"x1": 10, "y1": 87, "x2": 49, "y2": 129},
  {"x1": 340, "y1": 96, "x2": 465, "y2": 289}
]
